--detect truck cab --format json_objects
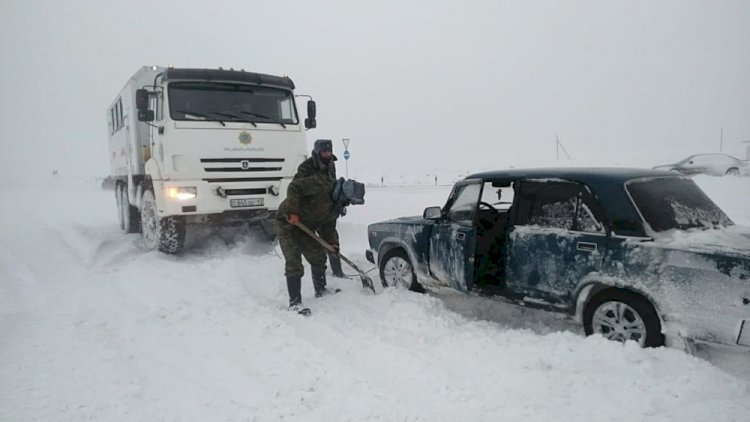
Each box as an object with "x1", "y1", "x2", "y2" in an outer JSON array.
[{"x1": 108, "y1": 66, "x2": 317, "y2": 253}]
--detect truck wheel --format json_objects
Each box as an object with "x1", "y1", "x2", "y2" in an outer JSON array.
[
  {"x1": 120, "y1": 185, "x2": 141, "y2": 234},
  {"x1": 379, "y1": 249, "x2": 424, "y2": 292},
  {"x1": 583, "y1": 289, "x2": 664, "y2": 348},
  {"x1": 726, "y1": 168, "x2": 740, "y2": 176},
  {"x1": 140, "y1": 189, "x2": 185, "y2": 254},
  {"x1": 115, "y1": 183, "x2": 125, "y2": 230}
]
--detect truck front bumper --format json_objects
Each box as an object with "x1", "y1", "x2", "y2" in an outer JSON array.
[{"x1": 152, "y1": 178, "x2": 291, "y2": 219}]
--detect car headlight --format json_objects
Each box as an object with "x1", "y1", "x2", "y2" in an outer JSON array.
[{"x1": 168, "y1": 187, "x2": 197, "y2": 200}]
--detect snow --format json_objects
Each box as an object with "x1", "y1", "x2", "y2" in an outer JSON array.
[{"x1": 1, "y1": 175, "x2": 750, "y2": 421}]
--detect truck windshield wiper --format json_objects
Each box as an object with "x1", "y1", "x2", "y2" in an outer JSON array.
[
  {"x1": 212, "y1": 111, "x2": 257, "y2": 127},
  {"x1": 238, "y1": 111, "x2": 286, "y2": 128},
  {"x1": 175, "y1": 110, "x2": 225, "y2": 126}
]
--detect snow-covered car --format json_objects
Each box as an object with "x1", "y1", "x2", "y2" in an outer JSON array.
[
  {"x1": 653, "y1": 153, "x2": 749, "y2": 176},
  {"x1": 366, "y1": 168, "x2": 750, "y2": 350}
]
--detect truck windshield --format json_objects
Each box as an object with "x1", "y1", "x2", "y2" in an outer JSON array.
[
  {"x1": 626, "y1": 177, "x2": 733, "y2": 232},
  {"x1": 168, "y1": 82, "x2": 298, "y2": 125}
]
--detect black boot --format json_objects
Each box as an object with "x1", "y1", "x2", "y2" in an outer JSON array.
[
  {"x1": 286, "y1": 276, "x2": 310, "y2": 315},
  {"x1": 313, "y1": 271, "x2": 340, "y2": 298},
  {"x1": 328, "y1": 253, "x2": 345, "y2": 278}
]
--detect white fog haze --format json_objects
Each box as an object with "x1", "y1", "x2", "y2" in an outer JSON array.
[
  {"x1": 2, "y1": 1, "x2": 750, "y2": 421},
  {"x1": 1, "y1": 0, "x2": 749, "y2": 180}
]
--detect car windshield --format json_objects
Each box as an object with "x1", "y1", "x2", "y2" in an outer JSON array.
[
  {"x1": 168, "y1": 82, "x2": 298, "y2": 125},
  {"x1": 626, "y1": 177, "x2": 733, "y2": 232}
]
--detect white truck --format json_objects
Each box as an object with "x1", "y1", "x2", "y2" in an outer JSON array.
[{"x1": 107, "y1": 66, "x2": 317, "y2": 253}]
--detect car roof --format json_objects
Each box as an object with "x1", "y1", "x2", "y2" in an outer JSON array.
[{"x1": 465, "y1": 167, "x2": 676, "y2": 184}]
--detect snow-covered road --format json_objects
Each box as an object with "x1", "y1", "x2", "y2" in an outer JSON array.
[{"x1": 1, "y1": 176, "x2": 749, "y2": 421}]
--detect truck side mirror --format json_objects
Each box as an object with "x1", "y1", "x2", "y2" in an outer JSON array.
[
  {"x1": 135, "y1": 89, "x2": 150, "y2": 111},
  {"x1": 305, "y1": 100, "x2": 317, "y2": 129},
  {"x1": 138, "y1": 109, "x2": 154, "y2": 122}
]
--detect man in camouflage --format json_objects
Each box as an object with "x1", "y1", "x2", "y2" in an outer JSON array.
[{"x1": 275, "y1": 139, "x2": 340, "y2": 313}]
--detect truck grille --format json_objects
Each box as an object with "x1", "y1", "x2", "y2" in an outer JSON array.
[
  {"x1": 223, "y1": 188, "x2": 268, "y2": 196},
  {"x1": 200, "y1": 157, "x2": 284, "y2": 173},
  {"x1": 203, "y1": 177, "x2": 283, "y2": 183}
]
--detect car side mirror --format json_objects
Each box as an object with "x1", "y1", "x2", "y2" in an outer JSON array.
[
  {"x1": 423, "y1": 206, "x2": 442, "y2": 220},
  {"x1": 138, "y1": 109, "x2": 154, "y2": 122},
  {"x1": 305, "y1": 100, "x2": 317, "y2": 129},
  {"x1": 135, "y1": 89, "x2": 150, "y2": 111}
]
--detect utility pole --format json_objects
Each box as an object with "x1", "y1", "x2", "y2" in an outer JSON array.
[{"x1": 556, "y1": 135, "x2": 571, "y2": 160}]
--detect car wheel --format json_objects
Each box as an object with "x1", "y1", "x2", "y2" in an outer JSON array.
[
  {"x1": 583, "y1": 289, "x2": 664, "y2": 348},
  {"x1": 379, "y1": 249, "x2": 424, "y2": 292},
  {"x1": 726, "y1": 168, "x2": 740, "y2": 176}
]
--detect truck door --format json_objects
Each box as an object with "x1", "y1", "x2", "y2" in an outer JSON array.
[
  {"x1": 505, "y1": 180, "x2": 608, "y2": 305},
  {"x1": 428, "y1": 179, "x2": 482, "y2": 292}
]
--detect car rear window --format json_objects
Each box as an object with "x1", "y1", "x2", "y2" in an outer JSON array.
[{"x1": 626, "y1": 177, "x2": 733, "y2": 232}]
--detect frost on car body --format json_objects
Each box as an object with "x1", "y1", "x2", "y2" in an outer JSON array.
[{"x1": 367, "y1": 168, "x2": 750, "y2": 350}]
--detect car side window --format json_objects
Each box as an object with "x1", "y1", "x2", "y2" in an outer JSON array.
[
  {"x1": 446, "y1": 182, "x2": 482, "y2": 225},
  {"x1": 576, "y1": 187, "x2": 606, "y2": 234},
  {"x1": 516, "y1": 181, "x2": 579, "y2": 230}
]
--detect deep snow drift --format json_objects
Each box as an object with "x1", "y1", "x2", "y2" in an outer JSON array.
[{"x1": 1, "y1": 175, "x2": 749, "y2": 421}]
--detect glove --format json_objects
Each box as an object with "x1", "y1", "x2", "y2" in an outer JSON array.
[
  {"x1": 287, "y1": 214, "x2": 300, "y2": 225},
  {"x1": 330, "y1": 243, "x2": 340, "y2": 254}
]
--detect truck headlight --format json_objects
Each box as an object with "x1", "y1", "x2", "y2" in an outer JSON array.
[{"x1": 168, "y1": 187, "x2": 197, "y2": 200}]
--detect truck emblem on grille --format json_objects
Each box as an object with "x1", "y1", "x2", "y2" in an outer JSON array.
[
  {"x1": 238, "y1": 131, "x2": 252, "y2": 145},
  {"x1": 240, "y1": 160, "x2": 251, "y2": 170}
]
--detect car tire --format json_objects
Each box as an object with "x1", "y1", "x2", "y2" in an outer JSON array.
[
  {"x1": 379, "y1": 249, "x2": 424, "y2": 292},
  {"x1": 583, "y1": 289, "x2": 664, "y2": 348},
  {"x1": 726, "y1": 168, "x2": 740, "y2": 177}
]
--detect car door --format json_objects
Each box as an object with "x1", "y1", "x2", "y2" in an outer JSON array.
[
  {"x1": 428, "y1": 179, "x2": 482, "y2": 292},
  {"x1": 505, "y1": 180, "x2": 608, "y2": 305}
]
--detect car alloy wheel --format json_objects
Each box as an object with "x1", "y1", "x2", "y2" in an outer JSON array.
[
  {"x1": 383, "y1": 255, "x2": 414, "y2": 289},
  {"x1": 590, "y1": 301, "x2": 648, "y2": 346},
  {"x1": 583, "y1": 289, "x2": 664, "y2": 348}
]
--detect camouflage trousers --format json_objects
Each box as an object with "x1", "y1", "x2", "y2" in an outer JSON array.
[{"x1": 275, "y1": 220, "x2": 327, "y2": 278}]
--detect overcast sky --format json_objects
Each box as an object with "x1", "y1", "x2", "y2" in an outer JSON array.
[{"x1": 1, "y1": 0, "x2": 748, "y2": 180}]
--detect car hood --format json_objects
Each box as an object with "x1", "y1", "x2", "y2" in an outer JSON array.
[
  {"x1": 655, "y1": 225, "x2": 750, "y2": 259},
  {"x1": 371, "y1": 215, "x2": 427, "y2": 226}
]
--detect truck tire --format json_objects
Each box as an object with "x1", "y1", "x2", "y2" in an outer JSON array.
[
  {"x1": 140, "y1": 189, "x2": 185, "y2": 254},
  {"x1": 121, "y1": 184, "x2": 141, "y2": 234},
  {"x1": 115, "y1": 183, "x2": 125, "y2": 230}
]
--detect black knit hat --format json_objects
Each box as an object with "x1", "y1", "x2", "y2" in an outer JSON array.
[{"x1": 313, "y1": 139, "x2": 333, "y2": 154}]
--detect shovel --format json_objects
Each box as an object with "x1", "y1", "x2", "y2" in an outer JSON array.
[{"x1": 293, "y1": 221, "x2": 378, "y2": 294}]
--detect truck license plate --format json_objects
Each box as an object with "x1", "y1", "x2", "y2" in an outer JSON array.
[{"x1": 230, "y1": 198, "x2": 264, "y2": 208}]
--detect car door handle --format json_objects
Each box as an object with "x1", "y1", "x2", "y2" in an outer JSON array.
[
  {"x1": 577, "y1": 242, "x2": 597, "y2": 252},
  {"x1": 456, "y1": 232, "x2": 466, "y2": 241}
]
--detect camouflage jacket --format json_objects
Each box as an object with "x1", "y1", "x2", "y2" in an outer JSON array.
[{"x1": 277, "y1": 155, "x2": 339, "y2": 243}]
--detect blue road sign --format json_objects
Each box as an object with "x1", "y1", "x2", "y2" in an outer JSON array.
[{"x1": 343, "y1": 150, "x2": 350, "y2": 160}]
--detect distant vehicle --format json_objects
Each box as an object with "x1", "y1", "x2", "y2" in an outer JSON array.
[
  {"x1": 653, "y1": 153, "x2": 749, "y2": 176},
  {"x1": 107, "y1": 66, "x2": 318, "y2": 253},
  {"x1": 366, "y1": 168, "x2": 750, "y2": 351}
]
